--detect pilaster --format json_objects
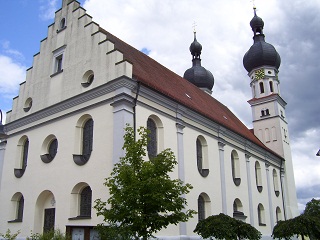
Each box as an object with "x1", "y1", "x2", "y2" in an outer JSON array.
[
  {"x1": 176, "y1": 122, "x2": 187, "y2": 236},
  {"x1": 245, "y1": 153, "x2": 254, "y2": 225},
  {"x1": 0, "y1": 141, "x2": 7, "y2": 193},
  {"x1": 218, "y1": 140, "x2": 227, "y2": 214},
  {"x1": 265, "y1": 162, "x2": 275, "y2": 229},
  {"x1": 111, "y1": 93, "x2": 134, "y2": 165}
]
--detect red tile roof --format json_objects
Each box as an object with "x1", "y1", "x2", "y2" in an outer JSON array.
[{"x1": 100, "y1": 28, "x2": 279, "y2": 156}]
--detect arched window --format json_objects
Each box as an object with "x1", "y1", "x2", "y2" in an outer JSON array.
[
  {"x1": 197, "y1": 193, "x2": 211, "y2": 222},
  {"x1": 265, "y1": 128, "x2": 270, "y2": 142},
  {"x1": 258, "y1": 203, "x2": 266, "y2": 226},
  {"x1": 80, "y1": 186, "x2": 92, "y2": 217},
  {"x1": 73, "y1": 117, "x2": 94, "y2": 166},
  {"x1": 231, "y1": 150, "x2": 240, "y2": 186},
  {"x1": 196, "y1": 136, "x2": 209, "y2": 177},
  {"x1": 8, "y1": 193, "x2": 24, "y2": 222},
  {"x1": 198, "y1": 195, "x2": 205, "y2": 221},
  {"x1": 147, "y1": 118, "x2": 157, "y2": 158},
  {"x1": 83, "y1": 119, "x2": 93, "y2": 160},
  {"x1": 273, "y1": 169, "x2": 280, "y2": 197},
  {"x1": 14, "y1": 137, "x2": 29, "y2": 178},
  {"x1": 276, "y1": 207, "x2": 282, "y2": 222},
  {"x1": 233, "y1": 198, "x2": 246, "y2": 221},
  {"x1": 17, "y1": 196, "x2": 24, "y2": 221},
  {"x1": 265, "y1": 109, "x2": 270, "y2": 115},
  {"x1": 269, "y1": 81, "x2": 274, "y2": 92},
  {"x1": 255, "y1": 161, "x2": 263, "y2": 192},
  {"x1": 60, "y1": 18, "x2": 66, "y2": 29},
  {"x1": 22, "y1": 139, "x2": 29, "y2": 170},
  {"x1": 259, "y1": 82, "x2": 264, "y2": 93},
  {"x1": 41, "y1": 136, "x2": 58, "y2": 163}
]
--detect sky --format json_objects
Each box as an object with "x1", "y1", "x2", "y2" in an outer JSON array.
[{"x1": 0, "y1": 0, "x2": 319, "y2": 212}]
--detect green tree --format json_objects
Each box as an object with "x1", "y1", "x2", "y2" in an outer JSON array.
[
  {"x1": 304, "y1": 198, "x2": 320, "y2": 218},
  {"x1": 272, "y1": 214, "x2": 320, "y2": 240},
  {"x1": 272, "y1": 198, "x2": 320, "y2": 240},
  {"x1": 94, "y1": 125, "x2": 196, "y2": 240},
  {"x1": 194, "y1": 213, "x2": 262, "y2": 240}
]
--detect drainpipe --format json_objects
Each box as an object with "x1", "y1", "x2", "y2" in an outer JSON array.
[{"x1": 133, "y1": 81, "x2": 141, "y2": 141}]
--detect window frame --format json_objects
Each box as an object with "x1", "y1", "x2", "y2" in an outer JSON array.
[
  {"x1": 269, "y1": 81, "x2": 274, "y2": 92},
  {"x1": 147, "y1": 118, "x2": 157, "y2": 159},
  {"x1": 255, "y1": 161, "x2": 263, "y2": 192},
  {"x1": 198, "y1": 195, "x2": 205, "y2": 221},
  {"x1": 196, "y1": 136, "x2": 209, "y2": 177},
  {"x1": 258, "y1": 203, "x2": 266, "y2": 226},
  {"x1": 273, "y1": 169, "x2": 280, "y2": 197},
  {"x1": 79, "y1": 186, "x2": 92, "y2": 217},
  {"x1": 41, "y1": 136, "x2": 58, "y2": 163},
  {"x1": 259, "y1": 82, "x2": 265, "y2": 94},
  {"x1": 73, "y1": 116, "x2": 94, "y2": 166},
  {"x1": 233, "y1": 198, "x2": 246, "y2": 221},
  {"x1": 231, "y1": 150, "x2": 241, "y2": 186},
  {"x1": 51, "y1": 45, "x2": 66, "y2": 77},
  {"x1": 14, "y1": 137, "x2": 29, "y2": 178},
  {"x1": 8, "y1": 193, "x2": 24, "y2": 223}
]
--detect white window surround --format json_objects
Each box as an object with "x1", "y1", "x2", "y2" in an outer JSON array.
[{"x1": 52, "y1": 45, "x2": 66, "y2": 76}]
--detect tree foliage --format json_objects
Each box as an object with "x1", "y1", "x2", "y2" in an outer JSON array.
[
  {"x1": 304, "y1": 198, "x2": 320, "y2": 218},
  {"x1": 194, "y1": 213, "x2": 262, "y2": 240},
  {"x1": 272, "y1": 198, "x2": 320, "y2": 240},
  {"x1": 94, "y1": 125, "x2": 196, "y2": 240}
]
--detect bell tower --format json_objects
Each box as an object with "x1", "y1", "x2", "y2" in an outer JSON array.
[{"x1": 243, "y1": 7, "x2": 299, "y2": 218}]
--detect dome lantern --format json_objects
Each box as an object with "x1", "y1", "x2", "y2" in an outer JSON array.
[{"x1": 184, "y1": 31, "x2": 214, "y2": 93}]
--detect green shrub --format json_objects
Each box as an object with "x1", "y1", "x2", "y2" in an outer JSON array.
[
  {"x1": 0, "y1": 229, "x2": 20, "y2": 240},
  {"x1": 27, "y1": 229, "x2": 71, "y2": 240}
]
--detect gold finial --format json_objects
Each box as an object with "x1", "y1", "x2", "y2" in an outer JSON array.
[{"x1": 251, "y1": 0, "x2": 257, "y2": 15}]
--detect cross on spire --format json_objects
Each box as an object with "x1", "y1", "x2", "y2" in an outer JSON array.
[{"x1": 192, "y1": 21, "x2": 197, "y2": 33}]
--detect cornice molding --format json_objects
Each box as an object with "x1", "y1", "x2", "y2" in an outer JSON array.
[{"x1": 5, "y1": 76, "x2": 135, "y2": 133}]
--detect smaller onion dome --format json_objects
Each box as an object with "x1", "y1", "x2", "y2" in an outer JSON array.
[
  {"x1": 250, "y1": 7, "x2": 264, "y2": 35},
  {"x1": 184, "y1": 32, "x2": 214, "y2": 91},
  {"x1": 190, "y1": 33, "x2": 202, "y2": 59},
  {"x1": 243, "y1": 8, "x2": 281, "y2": 73}
]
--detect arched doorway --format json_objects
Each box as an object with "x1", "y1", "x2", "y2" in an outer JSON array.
[{"x1": 34, "y1": 190, "x2": 56, "y2": 234}]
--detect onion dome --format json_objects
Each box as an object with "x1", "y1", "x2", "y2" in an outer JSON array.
[
  {"x1": 243, "y1": 8, "x2": 281, "y2": 73},
  {"x1": 184, "y1": 32, "x2": 214, "y2": 91}
]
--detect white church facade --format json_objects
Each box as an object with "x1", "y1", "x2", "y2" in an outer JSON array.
[{"x1": 0, "y1": 0, "x2": 298, "y2": 239}]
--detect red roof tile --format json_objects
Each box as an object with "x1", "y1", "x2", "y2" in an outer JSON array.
[{"x1": 100, "y1": 28, "x2": 279, "y2": 156}]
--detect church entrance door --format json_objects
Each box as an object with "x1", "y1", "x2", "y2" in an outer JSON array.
[{"x1": 43, "y1": 208, "x2": 55, "y2": 232}]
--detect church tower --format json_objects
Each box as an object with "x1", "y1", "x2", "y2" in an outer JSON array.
[{"x1": 243, "y1": 7, "x2": 299, "y2": 218}]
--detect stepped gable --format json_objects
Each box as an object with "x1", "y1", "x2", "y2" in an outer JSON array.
[{"x1": 99, "y1": 28, "x2": 273, "y2": 153}]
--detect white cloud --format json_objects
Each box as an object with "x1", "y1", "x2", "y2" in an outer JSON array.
[
  {"x1": 0, "y1": 55, "x2": 26, "y2": 102},
  {"x1": 292, "y1": 128, "x2": 320, "y2": 188},
  {"x1": 1, "y1": 40, "x2": 25, "y2": 61},
  {"x1": 39, "y1": 0, "x2": 58, "y2": 21}
]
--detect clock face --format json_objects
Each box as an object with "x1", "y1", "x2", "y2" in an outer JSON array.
[{"x1": 255, "y1": 69, "x2": 265, "y2": 80}]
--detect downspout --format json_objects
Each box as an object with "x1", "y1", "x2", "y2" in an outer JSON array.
[
  {"x1": 280, "y1": 158, "x2": 287, "y2": 220},
  {"x1": 133, "y1": 81, "x2": 141, "y2": 141}
]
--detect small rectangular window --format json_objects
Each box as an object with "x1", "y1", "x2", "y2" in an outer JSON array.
[
  {"x1": 51, "y1": 45, "x2": 66, "y2": 77},
  {"x1": 55, "y1": 55, "x2": 63, "y2": 73}
]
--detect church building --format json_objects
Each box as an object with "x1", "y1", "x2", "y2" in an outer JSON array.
[{"x1": 0, "y1": 0, "x2": 298, "y2": 239}]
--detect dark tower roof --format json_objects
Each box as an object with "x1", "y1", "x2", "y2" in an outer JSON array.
[
  {"x1": 243, "y1": 8, "x2": 281, "y2": 73},
  {"x1": 184, "y1": 32, "x2": 214, "y2": 91}
]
